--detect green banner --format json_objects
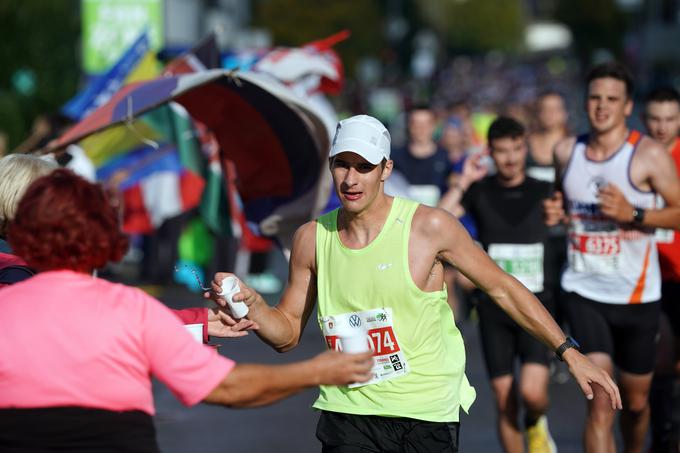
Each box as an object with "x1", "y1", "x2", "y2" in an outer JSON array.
[{"x1": 82, "y1": 0, "x2": 163, "y2": 74}]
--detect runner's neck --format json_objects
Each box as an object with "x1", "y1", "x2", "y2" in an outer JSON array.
[
  {"x1": 338, "y1": 196, "x2": 394, "y2": 248},
  {"x1": 495, "y1": 172, "x2": 526, "y2": 188},
  {"x1": 587, "y1": 126, "x2": 630, "y2": 161}
]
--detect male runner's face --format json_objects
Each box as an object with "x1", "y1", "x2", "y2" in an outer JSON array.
[
  {"x1": 490, "y1": 136, "x2": 527, "y2": 182},
  {"x1": 586, "y1": 77, "x2": 632, "y2": 134},
  {"x1": 330, "y1": 152, "x2": 392, "y2": 213},
  {"x1": 644, "y1": 100, "x2": 680, "y2": 149}
]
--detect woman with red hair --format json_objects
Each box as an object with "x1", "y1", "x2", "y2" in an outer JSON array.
[{"x1": 0, "y1": 169, "x2": 372, "y2": 451}]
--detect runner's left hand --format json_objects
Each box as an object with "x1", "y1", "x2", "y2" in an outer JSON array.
[
  {"x1": 598, "y1": 183, "x2": 634, "y2": 223},
  {"x1": 563, "y1": 349, "x2": 622, "y2": 410}
]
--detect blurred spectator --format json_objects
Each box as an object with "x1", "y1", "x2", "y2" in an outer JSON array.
[
  {"x1": 391, "y1": 105, "x2": 450, "y2": 206},
  {"x1": 643, "y1": 86, "x2": 680, "y2": 453},
  {"x1": 441, "y1": 117, "x2": 467, "y2": 170},
  {"x1": 0, "y1": 154, "x2": 57, "y2": 285},
  {"x1": 527, "y1": 91, "x2": 569, "y2": 183},
  {"x1": 0, "y1": 169, "x2": 372, "y2": 450},
  {"x1": 448, "y1": 99, "x2": 485, "y2": 152}
]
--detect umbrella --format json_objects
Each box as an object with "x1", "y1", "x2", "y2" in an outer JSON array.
[{"x1": 55, "y1": 69, "x2": 332, "y2": 247}]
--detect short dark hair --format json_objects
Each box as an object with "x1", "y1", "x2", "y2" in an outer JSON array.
[
  {"x1": 407, "y1": 103, "x2": 434, "y2": 116},
  {"x1": 644, "y1": 87, "x2": 680, "y2": 105},
  {"x1": 586, "y1": 61, "x2": 635, "y2": 98},
  {"x1": 487, "y1": 116, "x2": 525, "y2": 143},
  {"x1": 8, "y1": 169, "x2": 129, "y2": 273}
]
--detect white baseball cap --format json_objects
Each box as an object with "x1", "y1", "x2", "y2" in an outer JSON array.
[{"x1": 329, "y1": 115, "x2": 391, "y2": 165}]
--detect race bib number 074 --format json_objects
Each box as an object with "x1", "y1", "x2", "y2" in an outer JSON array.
[{"x1": 320, "y1": 307, "x2": 409, "y2": 388}]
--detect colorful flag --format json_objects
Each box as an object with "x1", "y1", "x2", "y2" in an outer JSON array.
[{"x1": 62, "y1": 31, "x2": 157, "y2": 121}]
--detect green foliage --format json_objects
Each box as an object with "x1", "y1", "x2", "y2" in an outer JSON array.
[
  {"x1": 415, "y1": 0, "x2": 525, "y2": 53},
  {"x1": 252, "y1": 0, "x2": 386, "y2": 74},
  {"x1": 0, "y1": 0, "x2": 80, "y2": 149}
]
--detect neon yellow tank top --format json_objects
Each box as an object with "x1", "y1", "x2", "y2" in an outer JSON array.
[{"x1": 312, "y1": 197, "x2": 476, "y2": 422}]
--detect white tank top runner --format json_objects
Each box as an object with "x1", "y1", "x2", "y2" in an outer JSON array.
[{"x1": 561, "y1": 131, "x2": 660, "y2": 304}]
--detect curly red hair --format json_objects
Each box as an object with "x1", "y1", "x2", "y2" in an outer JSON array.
[{"x1": 8, "y1": 169, "x2": 129, "y2": 273}]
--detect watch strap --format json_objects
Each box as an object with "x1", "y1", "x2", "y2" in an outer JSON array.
[
  {"x1": 632, "y1": 207, "x2": 645, "y2": 224},
  {"x1": 555, "y1": 337, "x2": 579, "y2": 361}
]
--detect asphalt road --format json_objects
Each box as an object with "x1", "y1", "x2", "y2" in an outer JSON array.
[{"x1": 152, "y1": 284, "x2": 594, "y2": 453}]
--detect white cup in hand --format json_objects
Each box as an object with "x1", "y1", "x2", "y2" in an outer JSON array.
[{"x1": 219, "y1": 276, "x2": 249, "y2": 318}]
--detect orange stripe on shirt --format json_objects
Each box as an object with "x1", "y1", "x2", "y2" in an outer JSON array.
[
  {"x1": 629, "y1": 241, "x2": 651, "y2": 304},
  {"x1": 627, "y1": 130, "x2": 641, "y2": 146}
]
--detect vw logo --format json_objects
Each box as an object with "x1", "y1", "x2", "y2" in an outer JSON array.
[{"x1": 349, "y1": 315, "x2": 361, "y2": 327}]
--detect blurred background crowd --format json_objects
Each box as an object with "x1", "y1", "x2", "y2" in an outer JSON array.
[{"x1": 2, "y1": 0, "x2": 679, "y2": 292}]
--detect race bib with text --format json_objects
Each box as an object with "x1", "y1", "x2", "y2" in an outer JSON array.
[
  {"x1": 569, "y1": 232, "x2": 621, "y2": 274},
  {"x1": 320, "y1": 307, "x2": 409, "y2": 388},
  {"x1": 488, "y1": 243, "x2": 544, "y2": 293}
]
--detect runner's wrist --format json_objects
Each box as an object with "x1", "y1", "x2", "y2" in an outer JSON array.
[{"x1": 631, "y1": 206, "x2": 645, "y2": 224}]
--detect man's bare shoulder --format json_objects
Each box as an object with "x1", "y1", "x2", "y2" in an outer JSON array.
[
  {"x1": 633, "y1": 135, "x2": 677, "y2": 178},
  {"x1": 290, "y1": 220, "x2": 317, "y2": 269},
  {"x1": 412, "y1": 204, "x2": 461, "y2": 239},
  {"x1": 554, "y1": 136, "x2": 577, "y2": 166},
  {"x1": 635, "y1": 135, "x2": 668, "y2": 161}
]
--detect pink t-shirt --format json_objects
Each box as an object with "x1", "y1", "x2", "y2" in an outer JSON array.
[{"x1": 0, "y1": 271, "x2": 234, "y2": 414}]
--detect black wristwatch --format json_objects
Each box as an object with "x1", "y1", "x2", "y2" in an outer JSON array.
[
  {"x1": 632, "y1": 207, "x2": 645, "y2": 224},
  {"x1": 555, "y1": 336, "x2": 580, "y2": 361}
]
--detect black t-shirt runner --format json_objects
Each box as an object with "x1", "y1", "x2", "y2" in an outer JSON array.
[
  {"x1": 391, "y1": 145, "x2": 450, "y2": 192},
  {"x1": 462, "y1": 175, "x2": 553, "y2": 292}
]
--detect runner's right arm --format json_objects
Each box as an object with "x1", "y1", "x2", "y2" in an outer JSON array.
[
  {"x1": 438, "y1": 152, "x2": 488, "y2": 216},
  {"x1": 208, "y1": 221, "x2": 318, "y2": 352}
]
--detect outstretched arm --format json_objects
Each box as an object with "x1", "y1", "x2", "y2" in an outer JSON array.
[
  {"x1": 207, "y1": 221, "x2": 318, "y2": 352},
  {"x1": 203, "y1": 350, "x2": 373, "y2": 408},
  {"x1": 422, "y1": 207, "x2": 621, "y2": 409}
]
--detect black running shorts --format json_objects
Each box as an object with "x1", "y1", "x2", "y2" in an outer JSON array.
[
  {"x1": 316, "y1": 411, "x2": 460, "y2": 453},
  {"x1": 564, "y1": 292, "x2": 661, "y2": 374},
  {"x1": 476, "y1": 292, "x2": 553, "y2": 378}
]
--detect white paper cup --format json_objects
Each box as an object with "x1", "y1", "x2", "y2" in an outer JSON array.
[
  {"x1": 219, "y1": 276, "x2": 249, "y2": 318},
  {"x1": 185, "y1": 323, "x2": 203, "y2": 343},
  {"x1": 340, "y1": 334, "x2": 370, "y2": 354}
]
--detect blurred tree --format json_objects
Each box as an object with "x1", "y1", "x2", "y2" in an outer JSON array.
[
  {"x1": 251, "y1": 0, "x2": 386, "y2": 75},
  {"x1": 414, "y1": 0, "x2": 525, "y2": 53},
  {"x1": 555, "y1": 0, "x2": 626, "y2": 65},
  {"x1": 0, "y1": 0, "x2": 80, "y2": 150}
]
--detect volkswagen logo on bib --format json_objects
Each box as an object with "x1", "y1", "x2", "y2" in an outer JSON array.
[{"x1": 349, "y1": 315, "x2": 362, "y2": 328}]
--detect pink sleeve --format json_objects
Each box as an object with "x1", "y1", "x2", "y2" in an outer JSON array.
[
  {"x1": 173, "y1": 308, "x2": 209, "y2": 343},
  {"x1": 142, "y1": 299, "x2": 235, "y2": 406}
]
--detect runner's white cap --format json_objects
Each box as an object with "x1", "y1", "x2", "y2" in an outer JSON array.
[{"x1": 330, "y1": 115, "x2": 391, "y2": 165}]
